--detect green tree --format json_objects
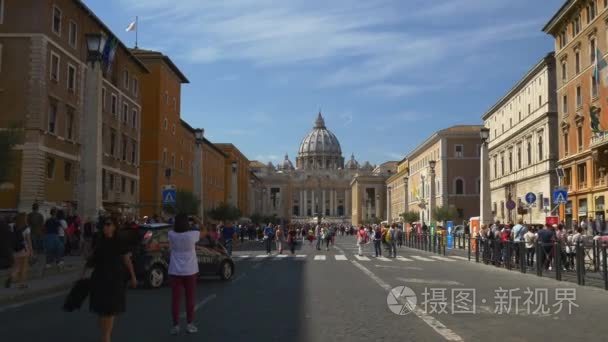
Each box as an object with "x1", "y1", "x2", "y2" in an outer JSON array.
[
  {"x1": 0, "y1": 122, "x2": 24, "y2": 184},
  {"x1": 400, "y1": 211, "x2": 420, "y2": 224},
  {"x1": 162, "y1": 190, "x2": 201, "y2": 216},
  {"x1": 207, "y1": 202, "x2": 242, "y2": 223},
  {"x1": 433, "y1": 205, "x2": 457, "y2": 225}
]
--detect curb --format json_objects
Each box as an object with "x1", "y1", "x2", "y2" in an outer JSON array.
[{"x1": 0, "y1": 271, "x2": 78, "y2": 307}]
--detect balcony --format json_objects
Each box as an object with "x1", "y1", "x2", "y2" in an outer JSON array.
[
  {"x1": 578, "y1": 181, "x2": 587, "y2": 189},
  {"x1": 590, "y1": 131, "x2": 608, "y2": 148},
  {"x1": 595, "y1": 178, "x2": 606, "y2": 187}
]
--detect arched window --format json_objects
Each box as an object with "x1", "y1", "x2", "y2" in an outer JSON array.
[{"x1": 454, "y1": 178, "x2": 465, "y2": 195}]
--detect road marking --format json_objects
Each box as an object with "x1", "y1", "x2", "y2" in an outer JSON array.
[
  {"x1": 335, "y1": 255, "x2": 348, "y2": 260},
  {"x1": 449, "y1": 256, "x2": 469, "y2": 261},
  {"x1": 181, "y1": 294, "x2": 217, "y2": 318},
  {"x1": 396, "y1": 256, "x2": 413, "y2": 262},
  {"x1": 396, "y1": 277, "x2": 463, "y2": 286},
  {"x1": 314, "y1": 255, "x2": 326, "y2": 261},
  {"x1": 377, "y1": 256, "x2": 392, "y2": 262},
  {"x1": 354, "y1": 255, "x2": 370, "y2": 261},
  {"x1": 236, "y1": 255, "x2": 250, "y2": 258},
  {"x1": 0, "y1": 290, "x2": 69, "y2": 313},
  {"x1": 296, "y1": 254, "x2": 307, "y2": 258},
  {"x1": 410, "y1": 255, "x2": 435, "y2": 262},
  {"x1": 255, "y1": 254, "x2": 269, "y2": 258},
  {"x1": 374, "y1": 265, "x2": 423, "y2": 270},
  {"x1": 430, "y1": 256, "x2": 456, "y2": 262},
  {"x1": 351, "y1": 261, "x2": 463, "y2": 342}
]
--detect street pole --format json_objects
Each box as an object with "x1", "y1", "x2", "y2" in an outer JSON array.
[{"x1": 480, "y1": 128, "x2": 492, "y2": 227}]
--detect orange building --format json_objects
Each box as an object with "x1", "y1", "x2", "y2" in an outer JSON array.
[
  {"x1": 132, "y1": 48, "x2": 199, "y2": 217},
  {"x1": 202, "y1": 138, "x2": 227, "y2": 213},
  {"x1": 215, "y1": 144, "x2": 251, "y2": 216}
]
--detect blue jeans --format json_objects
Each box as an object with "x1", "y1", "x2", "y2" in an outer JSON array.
[
  {"x1": 374, "y1": 240, "x2": 382, "y2": 257},
  {"x1": 316, "y1": 237, "x2": 321, "y2": 250},
  {"x1": 224, "y1": 239, "x2": 233, "y2": 256},
  {"x1": 44, "y1": 234, "x2": 63, "y2": 264}
]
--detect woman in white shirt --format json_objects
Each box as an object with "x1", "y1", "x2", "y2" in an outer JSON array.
[{"x1": 168, "y1": 214, "x2": 200, "y2": 336}]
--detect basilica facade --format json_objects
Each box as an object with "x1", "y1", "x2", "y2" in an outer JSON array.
[{"x1": 250, "y1": 113, "x2": 396, "y2": 224}]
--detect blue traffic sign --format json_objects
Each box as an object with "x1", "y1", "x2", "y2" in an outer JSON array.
[
  {"x1": 525, "y1": 192, "x2": 536, "y2": 205},
  {"x1": 162, "y1": 188, "x2": 177, "y2": 205},
  {"x1": 553, "y1": 188, "x2": 568, "y2": 204}
]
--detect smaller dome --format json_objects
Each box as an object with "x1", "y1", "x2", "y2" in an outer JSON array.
[
  {"x1": 267, "y1": 161, "x2": 276, "y2": 170},
  {"x1": 360, "y1": 161, "x2": 373, "y2": 171},
  {"x1": 279, "y1": 154, "x2": 295, "y2": 170},
  {"x1": 345, "y1": 153, "x2": 359, "y2": 169}
]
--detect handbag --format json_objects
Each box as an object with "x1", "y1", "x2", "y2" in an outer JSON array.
[{"x1": 63, "y1": 278, "x2": 91, "y2": 312}]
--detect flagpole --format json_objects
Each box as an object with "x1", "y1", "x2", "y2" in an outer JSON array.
[{"x1": 135, "y1": 16, "x2": 139, "y2": 48}]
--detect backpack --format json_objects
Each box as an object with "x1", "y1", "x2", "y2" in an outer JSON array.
[
  {"x1": 13, "y1": 227, "x2": 26, "y2": 252},
  {"x1": 385, "y1": 230, "x2": 392, "y2": 243}
]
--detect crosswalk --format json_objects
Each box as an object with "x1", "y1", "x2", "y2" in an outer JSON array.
[{"x1": 234, "y1": 254, "x2": 466, "y2": 263}]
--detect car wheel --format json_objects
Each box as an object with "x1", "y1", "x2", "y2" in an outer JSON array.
[
  {"x1": 146, "y1": 265, "x2": 166, "y2": 289},
  {"x1": 219, "y1": 261, "x2": 234, "y2": 281}
]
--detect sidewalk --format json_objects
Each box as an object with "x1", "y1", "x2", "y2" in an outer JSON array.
[{"x1": 0, "y1": 255, "x2": 85, "y2": 306}]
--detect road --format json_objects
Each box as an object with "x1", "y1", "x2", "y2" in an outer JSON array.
[{"x1": 1, "y1": 236, "x2": 608, "y2": 341}]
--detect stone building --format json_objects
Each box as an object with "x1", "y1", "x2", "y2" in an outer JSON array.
[
  {"x1": 482, "y1": 53, "x2": 559, "y2": 225},
  {"x1": 251, "y1": 112, "x2": 396, "y2": 224},
  {"x1": 216, "y1": 144, "x2": 251, "y2": 216},
  {"x1": 544, "y1": 0, "x2": 608, "y2": 226},
  {"x1": 0, "y1": 0, "x2": 147, "y2": 218},
  {"x1": 202, "y1": 138, "x2": 227, "y2": 214},
  {"x1": 386, "y1": 159, "x2": 409, "y2": 223}
]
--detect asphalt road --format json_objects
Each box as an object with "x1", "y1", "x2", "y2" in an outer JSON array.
[{"x1": 1, "y1": 236, "x2": 608, "y2": 342}]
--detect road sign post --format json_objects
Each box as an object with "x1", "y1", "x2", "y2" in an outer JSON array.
[
  {"x1": 525, "y1": 192, "x2": 536, "y2": 224},
  {"x1": 162, "y1": 186, "x2": 177, "y2": 208}
]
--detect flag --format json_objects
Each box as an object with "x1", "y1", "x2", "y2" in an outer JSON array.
[
  {"x1": 590, "y1": 105, "x2": 602, "y2": 133},
  {"x1": 126, "y1": 21, "x2": 136, "y2": 32},
  {"x1": 101, "y1": 36, "x2": 118, "y2": 74}
]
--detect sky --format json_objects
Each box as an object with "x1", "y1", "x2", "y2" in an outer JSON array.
[{"x1": 84, "y1": 0, "x2": 565, "y2": 165}]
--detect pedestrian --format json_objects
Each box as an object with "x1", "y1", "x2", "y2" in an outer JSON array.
[
  {"x1": 373, "y1": 226, "x2": 382, "y2": 257},
  {"x1": 287, "y1": 226, "x2": 297, "y2": 255},
  {"x1": 537, "y1": 224, "x2": 556, "y2": 270},
  {"x1": 57, "y1": 210, "x2": 68, "y2": 257},
  {"x1": 356, "y1": 226, "x2": 368, "y2": 256},
  {"x1": 275, "y1": 225, "x2": 284, "y2": 254},
  {"x1": 168, "y1": 214, "x2": 200, "y2": 335},
  {"x1": 315, "y1": 225, "x2": 322, "y2": 251},
  {"x1": 511, "y1": 219, "x2": 527, "y2": 265},
  {"x1": 387, "y1": 224, "x2": 397, "y2": 258},
  {"x1": 524, "y1": 227, "x2": 537, "y2": 267},
  {"x1": 44, "y1": 208, "x2": 63, "y2": 269},
  {"x1": 84, "y1": 218, "x2": 137, "y2": 342},
  {"x1": 322, "y1": 227, "x2": 331, "y2": 251},
  {"x1": 307, "y1": 228, "x2": 315, "y2": 247},
  {"x1": 27, "y1": 203, "x2": 45, "y2": 255},
  {"x1": 500, "y1": 224, "x2": 511, "y2": 265},
  {"x1": 5, "y1": 213, "x2": 32, "y2": 289},
  {"x1": 263, "y1": 224, "x2": 275, "y2": 255},
  {"x1": 221, "y1": 222, "x2": 236, "y2": 257}
]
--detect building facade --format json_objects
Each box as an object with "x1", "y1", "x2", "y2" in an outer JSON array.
[
  {"x1": 0, "y1": 0, "x2": 146, "y2": 218},
  {"x1": 216, "y1": 143, "x2": 251, "y2": 216},
  {"x1": 405, "y1": 126, "x2": 482, "y2": 225},
  {"x1": 202, "y1": 138, "x2": 227, "y2": 213},
  {"x1": 386, "y1": 159, "x2": 409, "y2": 223},
  {"x1": 544, "y1": 0, "x2": 608, "y2": 226},
  {"x1": 483, "y1": 53, "x2": 559, "y2": 225}
]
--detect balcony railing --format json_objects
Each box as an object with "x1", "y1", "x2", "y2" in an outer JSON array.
[
  {"x1": 578, "y1": 181, "x2": 587, "y2": 189},
  {"x1": 590, "y1": 131, "x2": 608, "y2": 148},
  {"x1": 595, "y1": 178, "x2": 606, "y2": 187}
]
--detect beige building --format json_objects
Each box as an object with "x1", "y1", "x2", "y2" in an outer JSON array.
[
  {"x1": 405, "y1": 125, "x2": 482, "y2": 225},
  {"x1": 0, "y1": 0, "x2": 146, "y2": 218},
  {"x1": 386, "y1": 159, "x2": 409, "y2": 223},
  {"x1": 351, "y1": 162, "x2": 397, "y2": 226},
  {"x1": 483, "y1": 53, "x2": 559, "y2": 224}
]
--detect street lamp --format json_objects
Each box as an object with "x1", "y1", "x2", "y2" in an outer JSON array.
[
  {"x1": 85, "y1": 33, "x2": 106, "y2": 62},
  {"x1": 387, "y1": 186, "x2": 392, "y2": 224},
  {"x1": 480, "y1": 127, "x2": 492, "y2": 227},
  {"x1": 193, "y1": 128, "x2": 204, "y2": 220},
  {"x1": 480, "y1": 127, "x2": 490, "y2": 142},
  {"x1": 194, "y1": 128, "x2": 204, "y2": 143},
  {"x1": 428, "y1": 160, "x2": 436, "y2": 227},
  {"x1": 402, "y1": 175, "x2": 409, "y2": 217}
]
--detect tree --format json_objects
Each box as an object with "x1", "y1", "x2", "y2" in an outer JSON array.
[
  {"x1": 207, "y1": 202, "x2": 242, "y2": 223},
  {"x1": 0, "y1": 122, "x2": 24, "y2": 184},
  {"x1": 162, "y1": 190, "x2": 201, "y2": 216},
  {"x1": 433, "y1": 205, "x2": 457, "y2": 225},
  {"x1": 400, "y1": 211, "x2": 420, "y2": 224}
]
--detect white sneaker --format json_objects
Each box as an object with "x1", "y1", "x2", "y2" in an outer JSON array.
[
  {"x1": 186, "y1": 323, "x2": 198, "y2": 334},
  {"x1": 170, "y1": 325, "x2": 180, "y2": 335},
  {"x1": 548, "y1": 266, "x2": 552, "y2": 271}
]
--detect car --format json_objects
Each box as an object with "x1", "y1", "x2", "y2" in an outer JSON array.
[
  {"x1": 131, "y1": 223, "x2": 235, "y2": 289},
  {"x1": 452, "y1": 225, "x2": 466, "y2": 237}
]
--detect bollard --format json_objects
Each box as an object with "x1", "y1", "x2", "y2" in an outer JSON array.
[
  {"x1": 593, "y1": 240, "x2": 599, "y2": 272},
  {"x1": 555, "y1": 240, "x2": 562, "y2": 281},
  {"x1": 603, "y1": 242, "x2": 608, "y2": 291},
  {"x1": 475, "y1": 237, "x2": 480, "y2": 263},
  {"x1": 467, "y1": 234, "x2": 471, "y2": 261},
  {"x1": 576, "y1": 241, "x2": 585, "y2": 286}
]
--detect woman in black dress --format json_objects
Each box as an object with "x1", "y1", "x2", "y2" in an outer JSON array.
[{"x1": 85, "y1": 218, "x2": 137, "y2": 342}]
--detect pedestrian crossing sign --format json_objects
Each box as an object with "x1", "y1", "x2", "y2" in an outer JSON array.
[
  {"x1": 553, "y1": 188, "x2": 568, "y2": 205},
  {"x1": 162, "y1": 188, "x2": 177, "y2": 205}
]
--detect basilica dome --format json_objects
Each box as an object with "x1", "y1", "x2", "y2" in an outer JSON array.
[{"x1": 296, "y1": 113, "x2": 344, "y2": 170}]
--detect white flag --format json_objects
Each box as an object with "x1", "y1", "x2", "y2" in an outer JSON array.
[{"x1": 125, "y1": 21, "x2": 136, "y2": 32}]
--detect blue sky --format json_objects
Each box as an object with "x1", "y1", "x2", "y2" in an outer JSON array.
[{"x1": 85, "y1": 0, "x2": 564, "y2": 165}]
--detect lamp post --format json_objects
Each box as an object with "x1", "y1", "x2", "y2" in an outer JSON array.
[
  {"x1": 387, "y1": 186, "x2": 392, "y2": 224},
  {"x1": 375, "y1": 193, "x2": 381, "y2": 221},
  {"x1": 262, "y1": 188, "x2": 267, "y2": 214},
  {"x1": 230, "y1": 161, "x2": 238, "y2": 207},
  {"x1": 403, "y1": 175, "x2": 409, "y2": 217},
  {"x1": 480, "y1": 127, "x2": 492, "y2": 227},
  {"x1": 193, "y1": 128, "x2": 204, "y2": 221},
  {"x1": 79, "y1": 33, "x2": 107, "y2": 220},
  {"x1": 428, "y1": 160, "x2": 436, "y2": 227}
]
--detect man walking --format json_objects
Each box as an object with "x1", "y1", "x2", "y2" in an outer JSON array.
[
  {"x1": 263, "y1": 224, "x2": 275, "y2": 255},
  {"x1": 27, "y1": 203, "x2": 45, "y2": 255},
  {"x1": 387, "y1": 224, "x2": 397, "y2": 258},
  {"x1": 511, "y1": 219, "x2": 527, "y2": 265},
  {"x1": 221, "y1": 222, "x2": 237, "y2": 256},
  {"x1": 315, "y1": 225, "x2": 322, "y2": 251}
]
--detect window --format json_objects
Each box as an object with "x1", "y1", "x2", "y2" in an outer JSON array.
[
  {"x1": 0, "y1": 44, "x2": 3, "y2": 73},
  {"x1": 121, "y1": 135, "x2": 127, "y2": 161},
  {"x1": 559, "y1": 31, "x2": 567, "y2": 49},
  {"x1": 561, "y1": 61, "x2": 567, "y2": 81},
  {"x1": 65, "y1": 108, "x2": 74, "y2": 140},
  {"x1": 589, "y1": 1, "x2": 597, "y2": 22},
  {"x1": 111, "y1": 94, "x2": 118, "y2": 116},
  {"x1": 518, "y1": 111, "x2": 521, "y2": 121},
  {"x1": 578, "y1": 163, "x2": 587, "y2": 188},
  {"x1": 163, "y1": 118, "x2": 168, "y2": 130},
  {"x1": 171, "y1": 154, "x2": 176, "y2": 168},
  {"x1": 564, "y1": 131, "x2": 569, "y2": 156},
  {"x1": 563, "y1": 94, "x2": 568, "y2": 115},
  {"x1": 67, "y1": 64, "x2": 76, "y2": 92},
  {"x1": 455, "y1": 178, "x2": 464, "y2": 195},
  {"x1": 508, "y1": 149, "x2": 513, "y2": 172},
  {"x1": 517, "y1": 144, "x2": 522, "y2": 169},
  {"x1": 122, "y1": 103, "x2": 128, "y2": 123},
  {"x1": 162, "y1": 148, "x2": 167, "y2": 165},
  {"x1": 493, "y1": 157, "x2": 497, "y2": 179},
  {"x1": 575, "y1": 51, "x2": 581, "y2": 73},
  {"x1": 180, "y1": 157, "x2": 184, "y2": 170},
  {"x1": 576, "y1": 86, "x2": 582, "y2": 107},
  {"x1": 123, "y1": 69, "x2": 129, "y2": 89},
  {"x1": 538, "y1": 133, "x2": 544, "y2": 161},
  {"x1": 130, "y1": 180, "x2": 135, "y2": 195},
  {"x1": 578, "y1": 126, "x2": 583, "y2": 151},
  {"x1": 64, "y1": 162, "x2": 72, "y2": 182},
  {"x1": 52, "y1": 6, "x2": 61, "y2": 35},
  {"x1": 539, "y1": 95, "x2": 542, "y2": 107},
  {"x1": 47, "y1": 158, "x2": 55, "y2": 179},
  {"x1": 131, "y1": 109, "x2": 138, "y2": 129},
  {"x1": 48, "y1": 102, "x2": 57, "y2": 134},
  {"x1": 132, "y1": 78, "x2": 138, "y2": 96},
  {"x1": 110, "y1": 129, "x2": 116, "y2": 156},
  {"x1": 592, "y1": 75, "x2": 599, "y2": 98},
  {"x1": 528, "y1": 103, "x2": 531, "y2": 115},
  {"x1": 173, "y1": 97, "x2": 177, "y2": 110},
  {"x1": 50, "y1": 52, "x2": 60, "y2": 82},
  {"x1": 172, "y1": 124, "x2": 176, "y2": 135},
  {"x1": 590, "y1": 38, "x2": 596, "y2": 64},
  {"x1": 109, "y1": 174, "x2": 115, "y2": 190},
  {"x1": 527, "y1": 140, "x2": 532, "y2": 165},
  {"x1": 0, "y1": 0, "x2": 4, "y2": 25},
  {"x1": 131, "y1": 139, "x2": 137, "y2": 164},
  {"x1": 454, "y1": 144, "x2": 463, "y2": 158},
  {"x1": 101, "y1": 87, "x2": 106, "y2": 111},
  {"x1": 500, "y1": 152, "x2": 505, "y2": 175},
  {"x1": 573, "y1": 16, "x2": 580, "y2": 35},
  {"x1": 68, "y1": 20, "x2": 77, "y2": 48},
  {"x1": 121, "y1": 177, "x2": 126, "y2": 193}
]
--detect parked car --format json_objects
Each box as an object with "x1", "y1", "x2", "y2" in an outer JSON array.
[
  {"x1": 453, "y1": 225, "x2": 466, "y2": 237},
  {"x1": 132, "y1": 223, "x2": 235, "y2": 289}
]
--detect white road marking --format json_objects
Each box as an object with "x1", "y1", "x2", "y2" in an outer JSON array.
[
  {"x1": 354, "y1": 255, "x2": 370, "y2": 261},
  {"x1": 410, "y1": 255, "x2": 435, "y2": 262},
  {"x1": 351, "y1": 261, "x2": 463, "y2": 341},
  {"x1": 275, "y1": 254, "x2": 289, "y2": 258},
  {"x1": 377, "y1": 256, "x2": 392, "y2": 262},
  {"x1": 374, "y1": 265, "x2": 423, "y2": 270},
  {"x1": 296, "y1": 254, "x2": 307, "y2": 258},
  {"x1": 449, "y1": 256, "x2": 470, "y2": 261},
  {"x1": 255, "y1": 254, "x2": 269, "y2": 258},
  {"x1": 314, "y1": 255, "x2": 326, "y2": 261},
  {"x1": 396, "y1": 256, "x2": 413, "y2": 262},
  {"x1": 181, "y1": 294, "x2": 217, "y2": 318},
  {"x1": 396, "y1": 277, "x2": 463, "y2": 286},
  {"x1": 335, "y1": 255, "x2": 348, "y2": 261},
  {"x1": 430, "y1": 256, "x2": 456, "y2": 262},
  {"x1": 236, "y1": 255, "x2": 250, "y2": 258}
]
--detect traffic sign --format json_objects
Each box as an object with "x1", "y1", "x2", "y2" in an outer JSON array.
[
  {"x1": 162, "y1": 188, "x2": 177, "y2": 205},
  {"x1": 553, "y1": 188, "x2": 568, "y2": 204},
  {"x1": 506, "y1": 200, "x2": 516, "y2": 210},
  {"x1": 525, "y1": 192, "x2": 536, "y2": 205}
]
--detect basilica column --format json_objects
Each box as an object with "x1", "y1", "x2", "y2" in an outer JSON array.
[
  {"x1": 322, "y1": 190, "x2": 326, "y2": 216},
  {"x1": 299, "y1": 190, "x2": 303, "y2": 216},
  {"x1": 345, "y1": 189, "x2": 351, "y2": 217},
  {"x1": 303, "y1": 189, "x2": 308, "y2": 216}
]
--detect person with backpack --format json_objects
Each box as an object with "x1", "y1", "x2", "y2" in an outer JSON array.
[
  {"x1": 373, "y1": 226, "x2": 382, "y2": 257},
  {"x1": 386, "y1": 224, "x2": 397, "y2": 258},
  {"x1": 4, "y1": 213, "x2": 32, "y2": 289},
  {"x1": 356, "y1": 226, "x2": 368, "y2": 256}
]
